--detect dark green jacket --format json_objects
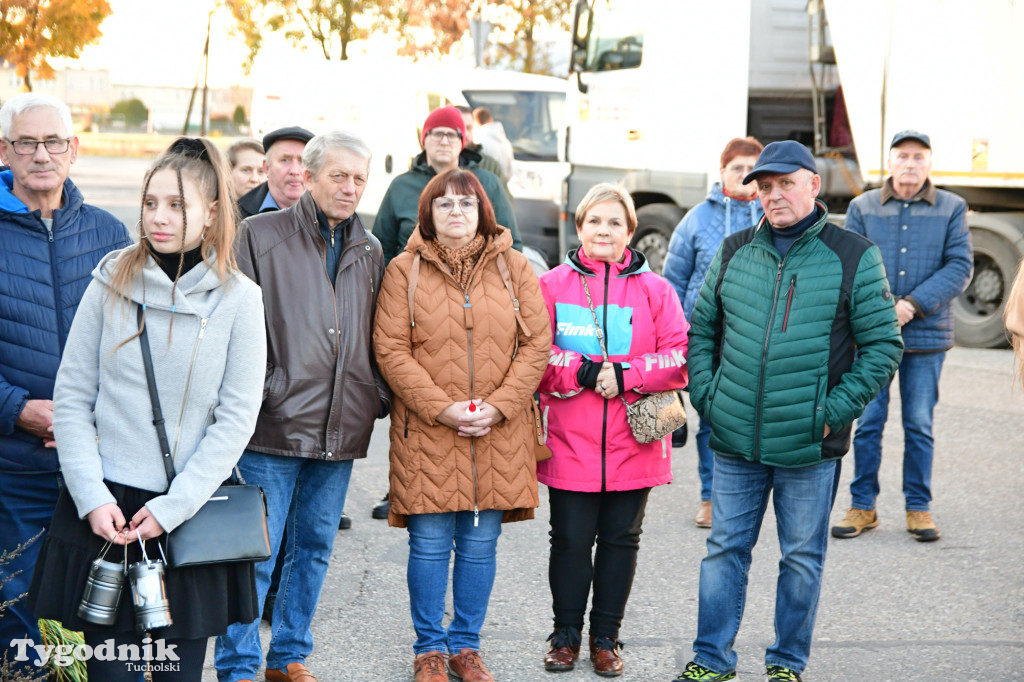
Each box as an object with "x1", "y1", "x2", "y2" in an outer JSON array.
[
  {"x1": 372, "y1": 149, "x2": 520, "y2": 264},
  {"x1": 688, "y1": 203, "x2": 903, "y2": 468}
]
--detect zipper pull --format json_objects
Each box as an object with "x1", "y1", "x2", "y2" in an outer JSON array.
[
  {"x1": 330, "y1": 227, "x2": 335, "y2": 248},
  {"x1": 474, "y1": 507, "x2": 479, "y2": 527},
  {"x1": 199, "y1": 318, "x2": 208, "y2": 338}
]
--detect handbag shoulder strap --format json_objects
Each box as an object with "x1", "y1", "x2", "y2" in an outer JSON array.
[
  {"x1": 495, "y1": 252, "x2": 531, "y2": 338},
  {"x1": 579, "y1": 273, "x2": 632, "y2": 408},
  {"x1": 137, "y1": 305, "x2": 176, "y2": 487},
  {"x1": 407, "y1": 251, "x2": 421, "y2": 328},
  {"x1": 579, "y1": 273, "x2": 609, "y2": 362}
]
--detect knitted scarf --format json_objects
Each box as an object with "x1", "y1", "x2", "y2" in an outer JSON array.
[{"x1": 432, "y1": 233, "x2": 486, "y2": 291}]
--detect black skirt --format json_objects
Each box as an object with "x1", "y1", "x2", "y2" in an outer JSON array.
[{"x1": 27, "y1": 481, "x2": 259, "y2": 639}]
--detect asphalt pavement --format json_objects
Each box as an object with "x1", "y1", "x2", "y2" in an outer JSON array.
[
  {"x1": 66, "y1": 154, "x2": 1024, "y2": 681},
  {"x1": 193, "y1": 347, "x2": 1023, "y2": 682}
]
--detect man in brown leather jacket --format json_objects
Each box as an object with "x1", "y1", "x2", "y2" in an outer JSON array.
[{"x1": 215, "y1": 131, "x2": 390, "y2": 682}]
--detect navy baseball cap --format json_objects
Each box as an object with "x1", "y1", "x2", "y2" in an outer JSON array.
[
  {"x1": 262, "y1": 126, "x2": 314, "y2": 152},
  {"x1": 890, "y1": 130, "x2": 931, "y2": 149},
  {"x1": 743, "y1": 140, "x2": 818, "y2": 185}
]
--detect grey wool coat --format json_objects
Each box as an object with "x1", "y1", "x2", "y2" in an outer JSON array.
[{"x1": 53, "y1": 247, "x2": 266, "y2": 533}]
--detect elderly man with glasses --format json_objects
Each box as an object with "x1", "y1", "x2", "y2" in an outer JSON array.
[
  {"x1": 373, "y1": 105, "x2": 521, "y2": 265},
  {"x1": 0, "y1": 93, "x2": 130, "y2": 673}
]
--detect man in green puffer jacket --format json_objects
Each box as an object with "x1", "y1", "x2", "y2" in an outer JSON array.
[{"x1": 673, "y1": 141, "x2": 903, "y2": 682}]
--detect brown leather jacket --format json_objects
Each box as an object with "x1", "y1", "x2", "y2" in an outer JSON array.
[
  {"x1": 374, "y1": 227, "x2": 550, "y2": 527},
  {"x1": 237, "y1": 191, "x2": 389, "y2": 461}
]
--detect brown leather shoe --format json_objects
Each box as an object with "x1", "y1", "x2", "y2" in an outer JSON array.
[
  {"x1": 448, "y1": 649, "x2": 493, "y2": 682},
  {"x1": 544, "y1": 626, "x2": 581, "y2": 671},
  {"x1": 695, "y1": 500, "x2": 712, "y2": 528},
  {"x1": 264, "y1": 662, "x2": 318, "y2": 682},
  {"x1": 589, "y1": 635, "x2": 623, "y2": 677},
  {"x1": 414, "y1": 651, "x2": 449, "y2": 682}
]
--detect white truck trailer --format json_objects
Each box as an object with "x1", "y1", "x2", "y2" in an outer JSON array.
[{"x1": 562, "y1": 0, "x2": 1024, "y2": 347}]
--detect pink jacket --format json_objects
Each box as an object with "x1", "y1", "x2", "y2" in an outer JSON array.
[{"x1": 537, "y1": 248, "x2": 689, "y2": 492}]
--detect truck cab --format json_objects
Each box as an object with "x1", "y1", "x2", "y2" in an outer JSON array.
[{"x1": 563, "y1": 0, "x2": 1024, "y2": 347}]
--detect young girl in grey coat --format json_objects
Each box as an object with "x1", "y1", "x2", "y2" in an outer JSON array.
[{"x1": 28, "y1": 138, "x2": 266, "y2": 681}]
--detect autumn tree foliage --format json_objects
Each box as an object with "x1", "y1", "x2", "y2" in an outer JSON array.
[
  {"x1": 390, "y1": 0, "x2": 572, "y2": 74},
  {"x1": 486, "y1": 0, "x2": 573, "y2": 75},
  {"x1": 221, "y1": 0, "x2": 572, "y2": 75},
  {"x1": 0, "y1": 0, "x2": 112, "y2": 91},
  {"x1": 222, "y1": 0, "x2": 390, "y2": 70}
]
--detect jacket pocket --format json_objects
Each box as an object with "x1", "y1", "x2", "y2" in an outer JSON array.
[
  {"x1": 705, "y1": 369, "x2": 724, "y2": 418},
  {"x1": 812, "y1": 367, "x2": 828, "y2": 443},
  {"x1": 264, "y1": 364, "x2": 283, "y2": 404}
]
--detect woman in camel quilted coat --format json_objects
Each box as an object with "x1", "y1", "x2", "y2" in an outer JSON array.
[{"x1": 374, "y1": 168, "x2": 550, "y2": 682}]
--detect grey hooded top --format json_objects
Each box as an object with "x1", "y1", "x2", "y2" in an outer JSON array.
[{"x1": 53, "y1": 246, "x2": 266, "y2": 533}]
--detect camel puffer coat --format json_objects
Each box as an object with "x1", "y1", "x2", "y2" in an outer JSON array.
[{"x1": 374, "y1": 226, "x2": 551, "y2": 528}]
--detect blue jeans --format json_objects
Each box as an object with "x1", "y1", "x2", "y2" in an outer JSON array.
[
  {"x1": 407, "y1": 510, "x2": 503, "y2": 655},
  {"x1": 850, "y1": 351, "x2": 944, "y2": 512},
  {"x1": 696, "y1": 415, "x2": 713, "y2": 501},
  {"x1": 0, "y1": 470, "x2": 61, "y2": 672},
  {"x1": 693, "y1": 455, "x2": 837, "y2": 674},
  {"x1": 215, "y1": 451, "x2": 353, "y2": 681}
]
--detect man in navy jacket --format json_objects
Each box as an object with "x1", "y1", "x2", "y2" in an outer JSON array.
[
  {"x1": 0, "y1": 93, "x2": 130, "y2": 665},
  {"x1": 832, "y1": 130, "x2": 973, "y2": 543}
]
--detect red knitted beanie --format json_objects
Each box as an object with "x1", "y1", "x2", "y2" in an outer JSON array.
[{"x1": 421, "y1": 106, "x2": 466, "y2": 149}]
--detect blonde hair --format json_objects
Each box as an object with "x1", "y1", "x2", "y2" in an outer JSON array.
[
  {"x1": 574, "y1": 183, "x2": 638, "y2": 235},
  {"x1": 107, "y1": 137, "x2": 239, "y2": 348},
  {"x1": 1005, "y1": 259, "x2": 1024, "y2": 389}
]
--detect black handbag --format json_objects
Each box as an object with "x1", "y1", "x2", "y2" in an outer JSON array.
[{"x1": 136, "y1": 306, "x2": 271, "y2": 568}]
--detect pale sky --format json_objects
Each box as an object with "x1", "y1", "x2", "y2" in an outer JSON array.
[
  {"x1": 57, "y1": 0, "x2": 261, "y2": 88},
  {"x1": 57, "y1": 0, "x2": 568, "y2": 88}
]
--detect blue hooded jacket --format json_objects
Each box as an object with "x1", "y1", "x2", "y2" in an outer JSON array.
[
  {"x1": 663, "y1": 182, "x2": 763, "y2": 320},
  {"x1": 0, "y1": 169, "x2": 131, "y2": 472}
]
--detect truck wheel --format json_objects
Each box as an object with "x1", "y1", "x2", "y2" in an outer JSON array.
[
  {"x1": 953, "y1": 227, "x2": 1022, "y2": 348},
  {"x1": 633, "y1": 204, "x2": 685, "y2": 274}
]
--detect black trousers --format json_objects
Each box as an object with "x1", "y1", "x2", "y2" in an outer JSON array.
[
  {"x1": 548, "y1": 486, "x2": 651, "y2": 639},
  {"x1": 82, "y1": 632, "x2": 207, "y2": 682}
]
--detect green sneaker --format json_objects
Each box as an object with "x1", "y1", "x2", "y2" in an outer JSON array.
[
  {"x1": 765, "y1": 665, "x2": 802, "y2": 681},
  {"x1": 673, "y1": 661, "x2": 737, "y2": 680}
]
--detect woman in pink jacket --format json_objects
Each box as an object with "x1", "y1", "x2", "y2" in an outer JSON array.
[{"x1": 537, "y1": 183, "x2": 689, "y2": 677}]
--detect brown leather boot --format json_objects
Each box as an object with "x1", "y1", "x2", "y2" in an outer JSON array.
[
  {"x1": 414, "y1": 651, "x2": 449, "y2": 682},
  {"x1": 544, "y1": 626, "x2": 582, "y2": 671},
  {"x1": 694, "y1": 500, "x2": 712, "y2": 528},
  {"x1": 589, "y1": 635, "x2": 624, "y2": 677},
  {"x1": 447, "y1": 649, "x2": 493, "y2": 682},
  {"x1": 264, "y1": 662, "x2": 319, "y2": 682}
]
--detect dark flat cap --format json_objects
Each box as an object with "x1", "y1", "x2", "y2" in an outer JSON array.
[
  {"x1": 262, "y1": 126, "x2": 314, "y2": 152},
  {"x1": 890, "y1": 130, "x2": 931, "y2": 149},
  {"x1": 743, "y1": 140, "x2": 818, "y2": 185}
]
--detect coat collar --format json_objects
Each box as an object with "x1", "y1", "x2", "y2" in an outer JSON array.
[
  {"x1": 92, "y1": 246, "x2": 224, "y2": 313},
  {"x1": 564, "y1": 246, "x2": 650, "y2": 277},
  {"x1": 880, "y1": 177, "x2": 937, "y2": 205},
  {"x1": 291, "y1": 191, "x2": 368, "y2": 248}
]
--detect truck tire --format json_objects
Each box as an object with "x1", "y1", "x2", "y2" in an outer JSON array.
[
  {"x1": 953, "y1": 226, "x2": 1023, "y2": 348},
  {"x1": 632, "y1": 204, "x2": 685, "y2": 274}
]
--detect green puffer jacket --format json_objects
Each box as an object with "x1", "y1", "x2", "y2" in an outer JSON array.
[{"x1": 688, "y1": 203, "x2": 903, "y2": 468}]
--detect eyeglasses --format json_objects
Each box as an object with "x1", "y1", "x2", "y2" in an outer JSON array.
[
  {"x1": 433, "y1": 197, "x2": 479, "y2": 213},
  {"x1": 5, "y1": 138, "x2": 73, "y2": 155},
  {"x1": 726, "y1": 164, "x2": 755, "y2": 175},
  {"x1": 425, "y1": 130, "x2": 462, "y2": 143}
]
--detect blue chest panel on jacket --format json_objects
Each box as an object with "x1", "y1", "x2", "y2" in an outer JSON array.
[{"x1": 554, "y1": 302, "x2": 633, "y2": 357}]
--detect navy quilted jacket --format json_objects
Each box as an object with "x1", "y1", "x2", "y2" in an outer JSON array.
[
  {"x1": 0, "y1": 170, "x2": 131, "y2": 472},
  {"x1": 844, "y1": 180, "x2": 972, "y2": 351}
]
